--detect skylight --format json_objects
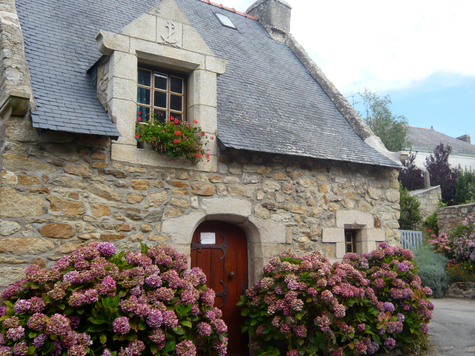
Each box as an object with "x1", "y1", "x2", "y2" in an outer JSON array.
[{"x1": 215, "y1": 13, "x2": 236, "y2": 29}]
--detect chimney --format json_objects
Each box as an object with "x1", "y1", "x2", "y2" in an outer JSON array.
[
  {"x1": 456, "y1": 134, "x2": 471, "y2": 144},
  {"x1": 246, "y1": 0, "x2": 291, "y2": 42}
]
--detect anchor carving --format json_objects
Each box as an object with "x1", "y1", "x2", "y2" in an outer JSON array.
[
  {"x1": 158, "y1": 20, "x2": 180, "y2": 47},
  {"x1": 191, "y1": 232, "x2": 228, "y2": 261}
]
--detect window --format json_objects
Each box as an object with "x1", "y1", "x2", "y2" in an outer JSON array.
[
  {"x1": 345, "y1": 230, "x2": 357, "y2": 253},
  {"x1": 136, "y1": 67, "x2": 186, "y2": 124},
  {"x1": 215, "y1": 13, "x2": 237, "y2": 29}
]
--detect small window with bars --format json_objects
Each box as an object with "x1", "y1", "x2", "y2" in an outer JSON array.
[{"x1": 136, "y1": 67, "x2": 186, "y2": 124}]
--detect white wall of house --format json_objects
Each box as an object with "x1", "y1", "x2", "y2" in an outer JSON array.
[{"x1": 411, "y1": 150, "x2": 475, "y2": 172}]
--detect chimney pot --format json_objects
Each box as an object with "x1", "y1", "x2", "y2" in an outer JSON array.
[
  {"x1": 246, "y1": 0, "x2": 291, "y2": 42},
  {"x1": 456, "y1": 134, "x2": 471, "y2": 144}
]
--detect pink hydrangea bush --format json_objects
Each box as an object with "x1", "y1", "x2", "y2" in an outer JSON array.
[
  {"x1": 345, "y1": 243, "x2": 433, "y2": 354},
  {"x1": 429, "y1": 215, "x2": 475, "y2": 264},
  {"x1": 0, "y1": 243, "x2": 227, "y2": 356},
  {"x1": 239, "y1": 244, "x2": 433, "y2": 356}
]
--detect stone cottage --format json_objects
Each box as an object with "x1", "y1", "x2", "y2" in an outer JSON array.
[{"x1": 0, "y1": 0, "x2": 402, "y2": 352}]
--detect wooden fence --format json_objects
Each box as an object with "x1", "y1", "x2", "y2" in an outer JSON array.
[{"x1": 400, "y1": 230, "x2": 423, "y2": 250}]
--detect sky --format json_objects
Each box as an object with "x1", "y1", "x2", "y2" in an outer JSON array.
[{"x1": 217, "y1": 0, "x2": 475, "y2": 141}]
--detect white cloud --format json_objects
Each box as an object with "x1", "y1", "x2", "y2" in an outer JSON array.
[{"x1": 219, "y1": 0, "x2": 475, "y2": 95}]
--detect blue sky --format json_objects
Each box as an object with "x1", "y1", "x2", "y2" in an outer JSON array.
[{"x1": 218, "y1": 0, "x2": 475, "y2": 141}]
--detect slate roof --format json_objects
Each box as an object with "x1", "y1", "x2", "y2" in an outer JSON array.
[
  {"x1": 14, "y1": 0, "x2": 163, "y2": 137},
  {"x1": 408, "y1": 127, "x2": 475, "y2": 154},
  {"x1": 15, "y1": 0, "x2": 400, "y2": 167}
]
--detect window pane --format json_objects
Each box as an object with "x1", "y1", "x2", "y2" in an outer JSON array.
[
  {"x1": 137, "y1": 87, "x2": 150, "y2": 105},
  {"x1": 153, "y1": 109, "x2": 167, "y2": 123},
  {"x1": 170, "y1": 77, "x2": 183, "y2": 94},
  {"x1": 138, "y1": 69, "x2": 151, "y2": 86},
  {"x1": 137, "y1": 106, "x2": 150, "y2": 122},
  {"x1": 170, "y1": 94, "x2": 182, "y2": 111},
  {"x1": 346, "y1": 244, "x2": 352, "y2": 253},
  {"x1": 346, "y1": 234, "x2": 352, "y2": 243},
  {"x1": 154, "y1": 91, "x2": 167, "y2": 108},
  {"x1": 154, "y1": 73, "x2": 167, "y2": 90}
]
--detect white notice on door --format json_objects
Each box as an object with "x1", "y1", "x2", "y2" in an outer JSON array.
[{"x1": 200, "y1": 232, "x2": 216, "y2": 245}]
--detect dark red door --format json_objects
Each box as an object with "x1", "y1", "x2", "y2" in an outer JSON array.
[{"x1": 191, "y1": 221, "x2": 249, "y2": 356}]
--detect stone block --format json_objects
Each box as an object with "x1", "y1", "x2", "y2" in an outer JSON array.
[
  {"x1": 109, "y1": 99, "x2": 139, "y2": 145},
  {"x1": 52, "y1": 176, "x2": 85, "y2": 189},
  {"x1": 0, "y1": 237, "x2": 54, "y2": 255},
  {"x1": 201, "y1": 197, "x2": 252, "y2": 218},
  {"x1": 132, "y1": 38, "x2": 205, "y2": 70},
  {"x1": 187, "y1": 105, "x2": 217, "y2": 134},
  {"x1": 191, "y1": 183, "x2": 215, "y2": 196},
  {"x1": 367, "y1": 228, "x2": 385, "y2": 242},
  {"x1": 336, "y1": 210, "x2": 374, "y2": 228},
  {"x1": 96, "y1": 30, "x2": 130, "y2": 55},
  {"x1": 322, "y1": 228, "x2": 344, "y2": 243},
  {"x1": 87, "y1": 182, "x2": 121, "y2": 202},
  {"x1": 0, "y1": 187, "x2": 44, "y2": 218},
  {"x1": 101, "y1": 233, "x2": 127, "y2": 241},
  {"x1": 111, "y1": 143, "x2": 217, "y2": 173},
  {"x1": 108, "y1": 77, "x2": 136, "y2": 102},
  {"x1": 368, "y1": 187, "x2": 381, "y2": 199},
  {"x1": 3, "y1": 153, "x2": 56, "y2": 173},
  {"x1": 0, "y1": 220, "x2": 21, "y2": 236},
  {"x1": 38, "y1": 223, "x2": 75, "y2": 239},
  {"x1": 205, "y1": 55, "x2": 227, "y2": 74},
  {"x1": 188, "y1": 69, "x2": 217, "y2": 107},
  {"x1": 48, "y1": 196, "x2": 85, "y2": 216},
  {"x1": 170, "y1": 198, "x2": 190, "y2": 209},
  {"x1": 0, "y1": 267, "x2": 26, "y2": 288},
  {"x1": 246, "y1": 216, "x2": 286, "y2": 244},
  {"x1": 121, "y1": 13, "x2": 157, "y2": 42},
  {"x1": 183, "y1": 25, "x2": 213, "y2": 54},
  {"x1": 90, "y1": 203, "x2": 111, "y2": 217},
  {"x1": 64, "y1": 163, "x2": 92, "y2": 177},
  {"x1": 162, "y1": 212, "x2": 205, "y2": 243},
  {"x1": 109, "y1": 51, "x2": 137, "y2": 81}
]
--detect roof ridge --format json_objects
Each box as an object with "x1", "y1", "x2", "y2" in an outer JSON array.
[
  {"x1": 198, "y1": 0, "x2": 258, "y2": 20},
  {"x1": 410, "y1": 126, "x2": 434, "y2": 130}
]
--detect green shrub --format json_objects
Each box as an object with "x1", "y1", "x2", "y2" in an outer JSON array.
[
  {"x1": 424, "y1": 212, "x2": 439, "y2": 237},
  {"x1": 413, "y1": 246, "x2": 448, "y2": 298},
  {"x1": 417, "y1": 265, "x2": 447, "y2": 298},
  {"x1": 239, "y1": 244, "x2": 433, "y2": 356},
  {"x1": 398, "y1": 183, "x2": 422, "y2": 230},
  {"x1": 454, "y1": 170, "x2": 475, "y2": 205}
]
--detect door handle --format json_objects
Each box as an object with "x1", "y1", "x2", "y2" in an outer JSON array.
[{"x1": 229, "y1": 271, "x2": 235, "y2": 278}]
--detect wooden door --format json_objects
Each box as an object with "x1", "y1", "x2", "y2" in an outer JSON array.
[{"x1": 191, "y1": 221, "x2": 249, "y2": 356}]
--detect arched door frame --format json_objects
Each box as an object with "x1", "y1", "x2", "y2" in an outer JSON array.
[{"x1": 161, "y1": 197, "x2": 288, "y2": 285}]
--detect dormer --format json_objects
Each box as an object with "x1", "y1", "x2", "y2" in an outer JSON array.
[{"x1": 94, "y1": 0, "x2": 227, "y2": 172}]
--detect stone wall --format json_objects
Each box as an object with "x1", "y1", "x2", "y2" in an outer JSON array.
[
  {"x1": 438, "y1": 203, "x2": 475, "y2": 234},
  {"x1": 445, "y1": 282, "x2": 475, "y2": 299},
  {"x1": 409, "y1": 186, "x2": 441, "y2": 219},
  {"x1": 0, "y1": 0, "x2": 33, "y2": 170},
  {"x1": 0, "y1": 125, "x2": 401, "y2": 289}
]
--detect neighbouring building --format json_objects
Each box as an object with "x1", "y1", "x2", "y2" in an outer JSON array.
[
  {"x1": 0, "y1": 0, "x2": 403, "y2": 352},
  {"x1": 407, "y1": 127, "x2": 475, "y2": 172}
]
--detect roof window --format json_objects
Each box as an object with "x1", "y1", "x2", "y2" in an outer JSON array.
[{"x1": 215, "y1": 13, "x2": 237, "y2": 29}]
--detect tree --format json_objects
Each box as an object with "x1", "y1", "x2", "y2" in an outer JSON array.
[
  {"x1": 425, "y1": 143, "x2": 459, "y2": 205},
  {"x1": 399, "y1": 183, "x2": 422, "y2": 230},
  {"x1": 455, "y1": 170, "x2": 475, "y2": 205},
  {"x1": 357, "y1": 88, "x2": 409, "y2": 152},
  {"x1": 398, "y1": 152, "x2": 425, "y2": 190}
]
